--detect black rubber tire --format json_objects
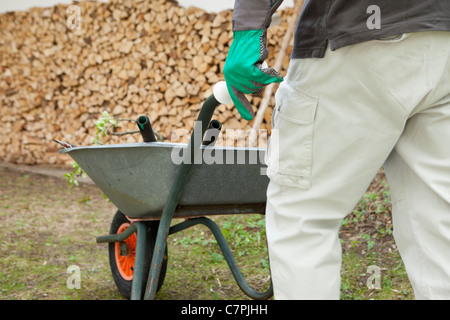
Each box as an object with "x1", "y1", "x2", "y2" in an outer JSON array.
[{"x1": 108, "y1": 210, "x2": 168, "y2": 299}]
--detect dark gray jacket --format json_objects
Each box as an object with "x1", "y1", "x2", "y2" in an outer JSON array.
[{"x1": 232, "y1": 0, "x2": 450, "y2": 58}]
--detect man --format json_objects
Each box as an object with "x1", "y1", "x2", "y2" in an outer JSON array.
[{"x1": 223, "y1": 0, "x2": 450, "y2": 299}]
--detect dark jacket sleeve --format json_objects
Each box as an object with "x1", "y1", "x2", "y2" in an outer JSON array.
[{"x1": 232, "y1": 0, "x2": 284, "y2": 31}]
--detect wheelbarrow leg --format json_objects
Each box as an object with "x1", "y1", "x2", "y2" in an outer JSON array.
[
  {"x1": 169, "y1": 217, "x2": 273, "y2": 300},
  {"x1": 144, "y1": 94, "x2": 221, "y2": 300},
  {"x1": 130, "y1": 222, "x2": 147, "y2": 300}
]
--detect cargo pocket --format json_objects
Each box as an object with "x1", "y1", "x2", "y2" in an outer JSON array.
[{"x1": 265, "y1": 82, "x2": 318, "y2": 189}]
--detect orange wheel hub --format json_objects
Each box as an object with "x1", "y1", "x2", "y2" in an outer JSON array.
[{"x1": 114, "y1": 223, "x2": 136, "y2": 281}]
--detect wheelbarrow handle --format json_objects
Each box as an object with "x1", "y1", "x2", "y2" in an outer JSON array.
[
  {"x1": 213, "y1": 80, "x2": 233, "y2": 105},
  {"x1": 144, "y1": 82, "x2": 231, "y2": 300}
]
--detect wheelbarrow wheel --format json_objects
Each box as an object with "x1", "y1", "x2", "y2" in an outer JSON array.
[{"x1": 108, "y1": 210, "x2": 167, "y2": 299}]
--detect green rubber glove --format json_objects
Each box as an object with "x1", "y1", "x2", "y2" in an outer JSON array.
[{"x1": 223, "y1": 29, "x2": 283, "y2": 120}]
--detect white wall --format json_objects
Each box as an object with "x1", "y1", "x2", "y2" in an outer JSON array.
[
  {"x1": 178, "y1": 0, "x2": 294, "y2": 12},
  {"x1": 0, "y1": 0, "x2": 103, "y2": 13},
  {"x1": 0, "y1": 0, "x2": 294, "y2": 13}
]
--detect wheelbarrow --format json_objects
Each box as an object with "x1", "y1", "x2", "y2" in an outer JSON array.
[{"x1": 59, "y1": 82, "x2": 272, "y2": 300}]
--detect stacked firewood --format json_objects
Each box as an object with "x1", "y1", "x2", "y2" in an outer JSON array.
[{"x1": 0, "y1": 0, "x2": 293, "y2": 165}]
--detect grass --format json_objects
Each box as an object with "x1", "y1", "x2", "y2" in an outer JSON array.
[
  {"x1": 0, "y1": 168, "x2": 121, "y2": 300},
  {"x1": 158, "y1": 214, "x2": 272, "y2": 300},
  {"x1": 0, "y1": 166, "x2": 413, "y2": 300},
  {"x1": 339, "y1": 170, "x2": 413, "y2": 300}
]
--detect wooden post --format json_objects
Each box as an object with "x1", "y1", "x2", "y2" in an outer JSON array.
[{"x1": 249, "y1": 0, "x2": 305, "y2": 147}]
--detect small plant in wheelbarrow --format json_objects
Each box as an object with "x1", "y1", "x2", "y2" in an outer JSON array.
[{"x1": 61, "y1": 111, "x2": 164, "y2": 188}]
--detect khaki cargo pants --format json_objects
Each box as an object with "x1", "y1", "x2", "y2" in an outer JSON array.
[{"x1": 265, "y1": 31, "x2": 450, "y2": 299}]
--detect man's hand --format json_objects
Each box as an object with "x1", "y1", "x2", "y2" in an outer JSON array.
[{"x1": 223, "y1": 29, "x2": 283, "y2": 120}]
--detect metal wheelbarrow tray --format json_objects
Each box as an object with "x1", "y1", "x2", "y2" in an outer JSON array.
[
  {"x1": 59, "y1": 83, "x2": 273, "y2": 300},
  {"x1": 61, "y1": 142, "x2": 268, "y2": 220}
]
